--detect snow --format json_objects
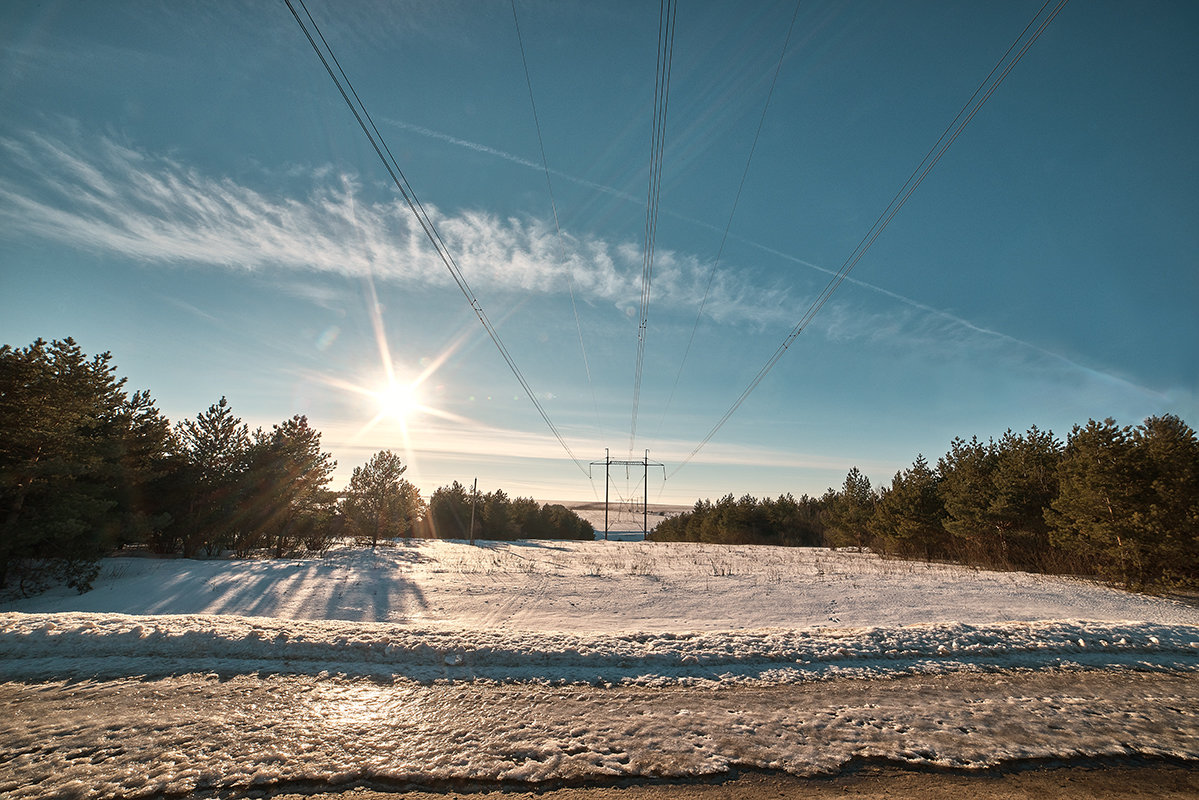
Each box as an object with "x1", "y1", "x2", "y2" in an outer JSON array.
[
  {"x1": 2, "y1": 539, "x2": 1197, "y2": 797},
  {"x1": 3, "y1": 671, "x2": 1196, "y2": 797},
  {"x1": 1, "y1": 612, "x2": 1196, "y2": 685},
  {"x1": 6, "y1": 539, "x2": 1195, "y2": 633}
]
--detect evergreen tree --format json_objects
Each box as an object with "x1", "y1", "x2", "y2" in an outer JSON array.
[
  {"x1": 342, "y1": 450, "x2": 422, "y2": 546},
  {"x1": 870, "y1": 455, "x2": 946, "y2": 559},
  {"x1": 173, "y1": 397, "x2": 252, "y2": 556},
  {"x1": 510, "y1": 496, "x2": 549, "y2": 539},
  {"x1": 112, "y1": 389, "x2": 176, "y2": 550},
  {"x1": 699, "y1": 494, "x2": 737, "y2": 544},
  {"x1": 779, "y1": 493, "x2": 825, "y2": 547},
  {"x1": 937, "y1": 436, "x2": 999, "y2": 555},
  {"x1": 540, "y1": 503, "x2": 594, "y2": 540},
  {"x1": 650, "y1": 493, "x2": 825, "y2": 547},
  {"x1": 762, "y1": 494, "x2": 795, "y2": 545},
  {"x1": 243, "y1": 415, "x2": 337, "y2": 557},
  {"x1": 481, "y1": 488, "x2": 513, "y2": 540},
  {"x1": 650, "y1": 500, "x2": 704, "y2": 542},
  {"x1": 823, "y1": 468, "x2": 875, "y2": 550},
  {"x1": 988, "y1": 426, "x2": 1060, "y2": 566},
  {"x1": 759, "y1": 493, "x2": 809, "y2": 546},
  {"x1": 424, "y1": 487, "x2": 593, "y2": 542},
  {"x1": 0, "y1": 338, "x2": 171, "y2": 593},
  {"x1": 938, "y1": 428, "x2": 1061, "y2": 568},
  {"x1": 429, "y1": 481, "x2": 472, "y2": 539},
  {"x1": 1129, "y1": 415, "x2": 1198, "y2": 586},
  {"x1": 1047, "y1": 418, "x2": 1144, "y2": 584}
]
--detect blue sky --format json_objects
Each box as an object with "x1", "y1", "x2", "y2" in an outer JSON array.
[{"x1": 2, "y1": 0, "x2": 1196, "y2": 505}]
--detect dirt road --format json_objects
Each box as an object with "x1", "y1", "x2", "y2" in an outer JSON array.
[
  {"x1": 4, "y1": 669, "x2": 1196, "y2": 798},
  {"x1": 277, "y1": 764, "x2": 1199, "y2": 800}
]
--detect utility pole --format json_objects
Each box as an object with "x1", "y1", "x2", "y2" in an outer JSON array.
[
  {"x1": 469, "y1": 477, "x2": 478, "y2": 546},
  {"x1": 644, "y1": 450, "x2": 649, "y2": 536},
  {"x1": 605, "y1": 449, "x2": 610, "y2": 539}
]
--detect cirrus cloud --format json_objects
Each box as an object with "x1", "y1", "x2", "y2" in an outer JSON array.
[{"x1": 0, "y1": 129, "x2": 794, "y2": 326}]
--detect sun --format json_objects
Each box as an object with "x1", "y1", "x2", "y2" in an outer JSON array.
[{"x1": 376, "y1": 381, "x2": 421, "y2": 422}]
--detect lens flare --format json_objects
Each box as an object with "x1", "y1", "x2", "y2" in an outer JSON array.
[{"x1": 376, "y1": 381, "x2": 420, "y2": 422}]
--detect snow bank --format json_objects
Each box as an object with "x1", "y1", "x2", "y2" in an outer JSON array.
[{"x1": 2, "y1": 611, "x2": 1196, "y2": 683}]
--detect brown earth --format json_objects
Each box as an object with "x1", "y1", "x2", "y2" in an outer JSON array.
[{"x1": 271, "y1": 763, "x2": 1199, "y2": 799}]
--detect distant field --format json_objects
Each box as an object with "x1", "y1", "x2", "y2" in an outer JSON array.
[{"x1": 554, "y1": 500, "x2": 691, "y2": 535}]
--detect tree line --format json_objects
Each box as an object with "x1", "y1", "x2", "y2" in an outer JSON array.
[
  {"x1": 5, "y1": 337, "x2": 1193, "y2": 594},
  {"x1": 652, "y1": 419, "x2": 1198, "y2": 590},
  {"x1": 650, "y1": 493, "x2": 825, "y2": 548},
  {"x1": 0, "y1": 338, "x2": 591, "y2": 596}
]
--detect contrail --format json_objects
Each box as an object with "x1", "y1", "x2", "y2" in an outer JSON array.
[
  {"x1": 386, "y1": 118, "x2": 641, "y2": 205},
  {"x1": 384, "y1": 118, "x2": 1161, "y2": 400}
]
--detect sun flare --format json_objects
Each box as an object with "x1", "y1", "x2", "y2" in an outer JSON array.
[{"x1": 376, "y1": 381, "x2": 420, "y2": 421}]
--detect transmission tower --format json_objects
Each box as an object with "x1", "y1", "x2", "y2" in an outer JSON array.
[{"x1": 589, "y1": 449, "x2": 666, "y2": 540}]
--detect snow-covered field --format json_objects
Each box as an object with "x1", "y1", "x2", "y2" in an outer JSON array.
[
  {"x1": 9, "y1": 539, "x2": 1196, "y2": 633},
  {"x1": 2, "y1": 539, "x2": 1197, "y2": 798}
]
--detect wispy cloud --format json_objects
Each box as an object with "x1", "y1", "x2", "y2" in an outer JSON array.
[
  {"x1": 2, "y1": 127, "x2": 1166, "y2": 414},
  {"x1": 0, "y1": 129, "x2": 792, "y2": 326},
  {"x1": 383, "y1": 117, "x2": 1166, "y2": 399}
]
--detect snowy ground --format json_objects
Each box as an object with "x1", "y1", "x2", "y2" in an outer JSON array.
[
  {"x1": 4, "y1": 671, "x2": 1196, "y2": 797},
  {"x1": 2, "y1": 539, "x2": 1197, "y2": 798},
  {"x1": 8, "y1": 539, "x2": 1196, "y2": 632}
]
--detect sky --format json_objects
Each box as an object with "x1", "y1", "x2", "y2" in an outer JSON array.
[{"x1": 1, "y1": 0, "x2": 1196, "y2": 506}]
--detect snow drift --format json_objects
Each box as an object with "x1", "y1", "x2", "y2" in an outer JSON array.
[{"x1": 2, "y1": 611, "x2": 1197, "y2": 684}]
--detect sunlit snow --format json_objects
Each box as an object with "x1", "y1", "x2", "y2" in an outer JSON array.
[{"x1": 2, "y1": 540, "x2": 1197, "y2": 798}]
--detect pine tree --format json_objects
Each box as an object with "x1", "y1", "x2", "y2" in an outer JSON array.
[
  {"x1": 243, "y1": 415, "x2": 337, "y2": 557},
  {"x1": 988, "y1": 426, "x2": 1060, "y2": 566},
  {"x1": 1047, "y1": 419, "x2": 1143, "y2": 585},
  {"x1": 481, "y1": 488, "x2": 513, "y2": 540},
  {"x1": 1129, "y1": 415, "x2": 1199, "y2": 586},
  {"x1": 174, "y1": 397, "x2": 252, "y2": 556},
  {"x1": 0, "y1": 338, "x2": 171, "y2": 593},
  {"x1": 510, "y1": 496, "x2": 548, "y2": 539},
  {"x1": 939, "y1": 428, "x2": 1061, "y2": 568},
  {"x1": 112, "y1": 389, "x2": 175, "y2": 549},
  {"x1": 937, "y1": 436, "x2": 998, "y2": 555},
  {"x1": 540, "y1": 503, "x2": 593, "y2": 540},
  {"x1": 766, "y1": 493, "x2": 822, "y2": 547},
  {"x1": 342, "y1": 450, "x2": 422, "y2": 546},
  {"x1": 823, "y1": 468, "x2": 875, "y2": 550},
  {"x1": 870, "y1": 455, "x2": 946, "y2": 559},
  {"x1": 429, "y1": 481, "x2": 472, "y2": 539}
]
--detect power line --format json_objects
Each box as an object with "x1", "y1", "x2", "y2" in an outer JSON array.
[
  {"x1": 654, "y1": 0, "x2": 802, "y2": 444},
  {"x1": 671, "y1": 0, "x2": 1070, "y2": 477},
  {"x1": 284, "y1": 0, "x2": 589, "y2": 477},
  {"x1": 630, "y1": 0, "x2": 678, "y2": 458},
  {"x1": 509, "y1": 0, "x2": 605, "y2": 445}
]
